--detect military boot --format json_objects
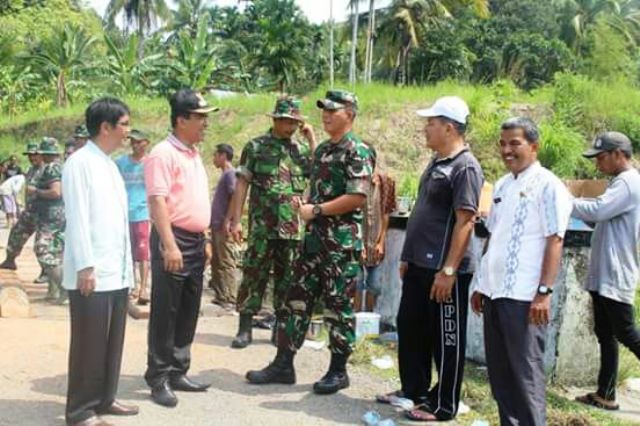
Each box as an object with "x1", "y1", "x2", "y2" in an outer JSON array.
[
  {"x1": 231, "y1": 314, "x2": 253, "y2": 349},
  {"x1": 48, "y1": 266, "x2": 67, "y2": 305},
  {"x1": 245, "y1": 347, "x2": 296, "y2": 385},
  {"x1": 313, "y1": 352, "x2": 350, "y2": 394},
  {"x1": 0, "y1": 255, "x2": 17, "y2": 270}
]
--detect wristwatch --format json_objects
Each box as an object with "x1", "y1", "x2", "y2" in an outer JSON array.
[
  {"x1": 442, "y1": 266, "x2": 456, "y2": 277},
  {"x1": 537, "y1": 284, "x2": 553, "y2": 296},
  {"x1": 312, "y1": 204, "x2": 323, "y2": 217}
]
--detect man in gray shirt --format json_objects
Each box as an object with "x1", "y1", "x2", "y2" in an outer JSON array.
[{"x1": 573, "y1": 131, "x2": 640, "y2": 411}]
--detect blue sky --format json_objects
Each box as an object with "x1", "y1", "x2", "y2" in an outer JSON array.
[{"x1": 86, "y1": 0, "x2": 392, "y2": 24}]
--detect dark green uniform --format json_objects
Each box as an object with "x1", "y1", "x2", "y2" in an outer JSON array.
[
  {"x1": 277, "y1": 131, "x2": 374, "y2": 355},
  {"x1": 236, "y1": 131, "x2": 312, "y2": 317},
  {"x1": 34, "y1": 160, "x2": 65, "y2": 269},
  {"x1": 5, "y1": 163, "x2": 45, "y2": 257}
]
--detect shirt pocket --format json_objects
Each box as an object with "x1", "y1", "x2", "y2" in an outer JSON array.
[
  {"x1": 253, "y1": 152, "x2": 280, "y2": 189},
  {"x1": 426, "y1": 169, "x2": 451, "y2": 204}
]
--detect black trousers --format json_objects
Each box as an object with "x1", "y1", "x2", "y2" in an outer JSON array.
[
  {"x1": 483, "y1": 297, "x2": 547, "y2": 426},
  {"x1": 66, "y1": 288, "x2": 128, "y2": 425},
  {"x1": 396, "y1": 263, "x2": 471, "y2": 420},
  {"x1": 591, "y1": 292, "x2": 640, "y2": 400},
  {"x1": 145, "y1": 226, "x2": 205, "y2": 388}
]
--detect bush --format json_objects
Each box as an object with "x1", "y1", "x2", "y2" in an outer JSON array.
[{"x1": 539, "y1": 120, "x2": 596, "y2": 179}]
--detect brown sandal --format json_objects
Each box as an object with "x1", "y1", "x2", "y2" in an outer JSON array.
[
  {"x1": 575, "y1": 392, "x2": 619, "y2": 411},
  {"x1": 405, "y1": 404, "x2": 438, "y2": 422}
]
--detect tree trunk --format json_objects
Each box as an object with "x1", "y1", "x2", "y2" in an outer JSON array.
[
  {"x1": 137, "y1": 16, "x2": 145, "y2": 61},
  {"x1": 329, "y1": 0, "x2": 334, "y2": 88},
  {"x1": 57, "y1": 71, "x2": 66, "y2": 107},
  {"x1": 349, "y1": 0, "x2": 359, "y2": 85},
  {"x1": 367, "y1": 1, "x2": 376, "y2": 82},
  {"x1": 363, "y1": 0, "x2": 373, "y2": 83}
]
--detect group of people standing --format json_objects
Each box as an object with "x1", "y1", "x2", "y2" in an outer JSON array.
[
  {"x1": 6, "y1": 86, "x2": 640, "y2": 426},
  {"x1": 374, "y1": 97, "x2": 640, "y2": 426}
]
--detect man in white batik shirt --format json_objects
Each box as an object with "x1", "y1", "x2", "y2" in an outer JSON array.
[{"x1": 471, "y1": 117, "x2": 572, "y2": 426}]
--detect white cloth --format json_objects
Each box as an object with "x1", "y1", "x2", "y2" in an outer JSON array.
[
  {"x1": 0, "y1": 174, "x2": 25, "y2": 196},
  {"x1": 475, "y1": 162, "x2": 572, "y2": 302},
  {"x1": 62, "y1": 141, "x2": 133, "y2": 292}
]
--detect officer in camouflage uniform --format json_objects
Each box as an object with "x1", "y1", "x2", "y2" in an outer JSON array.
[
  {"x1": 73, "y1": 124, "x2": 89, "y2": 150},
  {"x1": 227, "y1": 96, "x2": 317, "y2": 349},
  {"x1": 0, "y1": 141, "x2": 45, "y2": 270},
  {"x1": 246, "y1": 90, "x2": 374, "y2": 395},
  {"x1": 31, "y1": 138, "x2": 66, "y2": 304}
]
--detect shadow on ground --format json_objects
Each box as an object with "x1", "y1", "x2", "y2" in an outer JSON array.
[{"x1": 0, "y1": 399, "x2": 65, "y2": 425}]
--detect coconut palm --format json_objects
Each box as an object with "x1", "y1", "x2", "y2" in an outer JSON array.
[
  {"x1": 378, "y1": 0, "x2": 488, "y2": 85},
  {"x1": 105, "y1": 0, "x2": 170, "y2": 59}
]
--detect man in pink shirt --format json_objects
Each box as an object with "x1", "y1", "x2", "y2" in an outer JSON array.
[{"x1": 143, "y1": 89, "x2": 216, "y2": 408}]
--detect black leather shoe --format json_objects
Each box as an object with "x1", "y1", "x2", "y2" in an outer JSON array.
[
  {"x1": 169, "y1": 375, "x2": 210, "y2": 392},
  {"x1": 151, "y1": 382, "x2": 178, "y2": 407},
  {"x1": 313, "y1": 370, "x2": 350, "y2": 394}
]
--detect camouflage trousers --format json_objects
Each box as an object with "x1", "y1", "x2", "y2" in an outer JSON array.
[
  {"x1": 6, "y1": 207, "x2": 37, "y2": 258},
  {"x1": 236, "y1": 238, "x2": 300, "y2": 316},
  {"x1": 35, "y1": 225, "x2": 64, "y2": 268},
  {"x1": 277, "y1": 248, "x2": 360, "y2": 356}
]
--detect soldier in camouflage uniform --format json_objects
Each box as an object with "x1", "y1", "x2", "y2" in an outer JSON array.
[
  {"x1": 31, "y1": 138, "x2": 66, "y2": 304},
  {"x1": 227, "y1": 96, "x2": 317, "y2": 349},
  {"x1": 73, "y1": 124, "x2": 89, "y2": 150},
  {"x1": 246, "y1": 90, "x2": 374, "y2": 395},
  {"x1": 0, "y1": 141, "x2": 45, "y2": 271}
]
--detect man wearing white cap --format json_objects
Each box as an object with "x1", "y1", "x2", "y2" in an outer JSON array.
[{"x1": 377, "y1": 96, "x2": 483, "y2": 422}]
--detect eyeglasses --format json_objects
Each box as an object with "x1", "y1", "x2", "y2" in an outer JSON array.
[{"x1": 117, "y1": 120, "x2": 130, "y2": 128}]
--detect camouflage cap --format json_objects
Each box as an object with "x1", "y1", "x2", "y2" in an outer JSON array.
[
  {"x1": 23, "y1": 141, "x2": 40, "y2": 155},
  {"x1": 268, "y1": 96, "x2": 304, "y2": 121},
  {"x1": 38, "y1": 137, "x2": 60, "y2": 155},
  {"x1": 316, "y1": 89, "x2": 359, "y2": 111},
  {"x1": 74, "y1": 124, "x2": 89, "y2": 138},
  {"x1": 129, "y1": 129, "x2": 149, "y2": 142}
]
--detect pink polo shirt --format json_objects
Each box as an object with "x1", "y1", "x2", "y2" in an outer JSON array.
[{"x1": 144, "y1": 134, "x2": 211, "y2": 233}]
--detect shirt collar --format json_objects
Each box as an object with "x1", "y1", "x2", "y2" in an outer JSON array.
[
  {"x1": 168, "y1": 133, "x2": 199, "y2": 156},
  {"x1": 511, "y1": 161, "x2": 541, "y2": 180},
  {"x1": 86, "y1": 140, "x2": 112, "y2": 161},
  {"x1": 433, "y1": 146, "x2": 469, "y2": 163}
]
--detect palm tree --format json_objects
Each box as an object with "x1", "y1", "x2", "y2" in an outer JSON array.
[
  {"x1": 105, "y1": 0, "x2": 170, "y2": 59},
  {"x1": 167, "y1": 0, "x2": 209, "y2": 40},
  {"x1": 103, "y1": 34, "x2": 165, "y2": 94},
  {"x1": 378, "y1": 0, "x2": 488, "y2": 85},
  {"x1": 30, "y1": 25, "x2": 96, "y2": 107}
]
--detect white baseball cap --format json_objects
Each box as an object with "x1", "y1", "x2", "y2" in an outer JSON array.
[{"x1": 416, "y1": 96, "x2": 470, "y2": 124}]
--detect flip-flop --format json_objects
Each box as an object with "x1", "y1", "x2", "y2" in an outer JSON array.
[
  {"x1": 376, "y1": 390, "x2": 404, "y2": 404},
  {"x1": 405, "y1": 404, "x2": 438, "y2": 422},
  {"x1": 575, "y1": 392, "x2": 620, "y2": 411}
]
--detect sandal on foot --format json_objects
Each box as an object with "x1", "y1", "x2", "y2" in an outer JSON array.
[
  {"x1": 575, "y1": 392, "x2": 619, "y2": 411},
  {"x1": 376, "y1": 389, "x2": 405, "y2": 404},
  {"x1": 405, "y1": 404, "x2": 439, "y2": 422}
]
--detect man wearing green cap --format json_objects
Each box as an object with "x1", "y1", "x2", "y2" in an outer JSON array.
[
  {"x1": 73, "y1": 124, "x2": 89, "y2": 150},
  {"x1": 226, "y1": 95, "x2": 317, "y2": 349},
  {"x1": 0, "y1": 141, "x2": 45, "y2": 271},
  {"x1": 30, "y1": 137, "x2": 66, "y2": 303},
  {"x1": 116, "y1": 129, "x2": 151, "y2": 305},
  {"x1": 246, "y1": 90, "x2": 374, "y2": 395}
]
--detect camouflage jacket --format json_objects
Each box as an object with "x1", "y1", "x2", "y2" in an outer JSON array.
[
  {"x1": 237, "y1": 130, "x2": 312, "y2": 241},
  {"x1": 34, "y1": 160, "x2": 64, "y2": 227},
  {"x1": 25, "y1": 164, "x2": 45, "y2": 206},
  {"x1": 304, "y1": 131, "x2": 374, "y2": 254}
]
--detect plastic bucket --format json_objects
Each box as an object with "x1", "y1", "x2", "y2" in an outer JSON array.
[{"x1": 355, "y1": 312, "x2": 381, "y2": 340}]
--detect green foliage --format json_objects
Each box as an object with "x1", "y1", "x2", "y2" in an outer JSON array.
[
  {"x1": 538, "y1": 120, "x2": 595, "y2": 179},
  {"x1": 583, "y1": 17, "x2": 636, "y2": 82}
]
